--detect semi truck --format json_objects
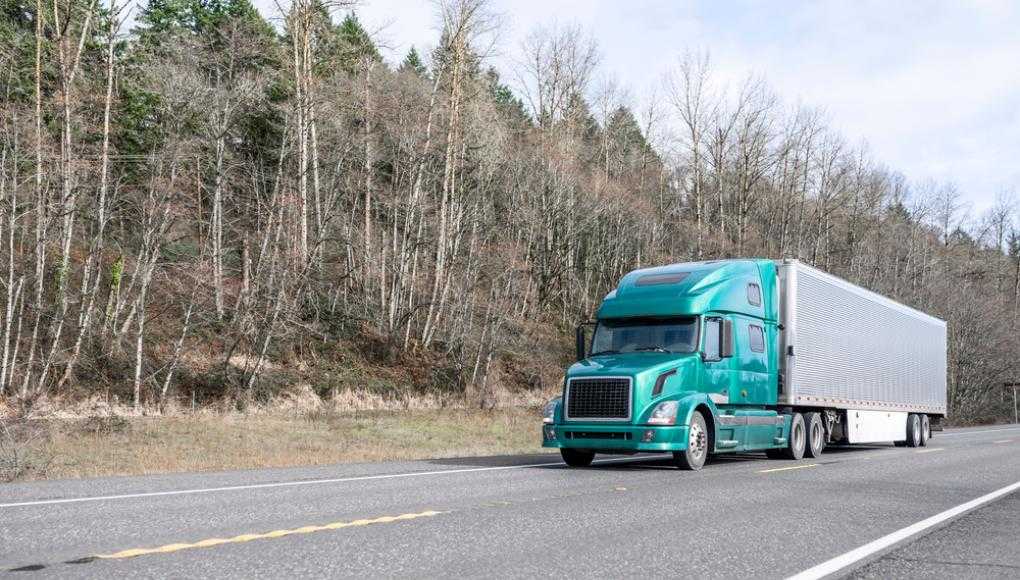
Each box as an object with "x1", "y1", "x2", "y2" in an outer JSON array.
[{"x1": 541, "y1": 258, "x2": 947, "y2": 470}]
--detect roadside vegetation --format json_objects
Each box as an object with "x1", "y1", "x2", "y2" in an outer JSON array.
[
  {"x1": 0, "y1": 0, "x2": 1018, "y2": 465},
  {"x1": 0, "y1": 406, "x2": 544, "y2": 481}
]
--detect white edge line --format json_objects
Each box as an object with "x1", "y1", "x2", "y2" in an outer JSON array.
[
  {"x1": 786, "y1": 479, "x2": 1020, "y2": 580},
  {"x1": 937, "y1": 426, "x2": 1020, "y2": 437},
  {"x1": 0, "y1": 456, "x2": 643, "y2": 509}
]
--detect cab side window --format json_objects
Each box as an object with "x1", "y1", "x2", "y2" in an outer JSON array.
[
  {"x1": 749, "y1": 324, "x2": 765, "y2": 353},
  {"x1": 703, "y1": 318, "x2": 721, "y2": 361},
  {"x1": 747, "y1": 283, "x2": 762, "y2": 307}
]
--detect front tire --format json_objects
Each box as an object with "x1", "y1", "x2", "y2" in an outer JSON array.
[
  {"x1": 804, "y1": 412, "x2": 825, "y2": 458},
  {"x1": 905, "y1": 413, "x2": 922, "y2": 448},
  {"x1": 673, "y1": 410, "x2": 709, "y2": 471},
  {"x1": 769, "y1": 413, "x2": 806, "y2": 460},
  {"x1": 560, "y1": 448, "x2": 595, "y2": 467}
]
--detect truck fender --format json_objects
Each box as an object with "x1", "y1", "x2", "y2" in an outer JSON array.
[{"x1": 675, "y1": 392, "x2": 719, "y2": 431}]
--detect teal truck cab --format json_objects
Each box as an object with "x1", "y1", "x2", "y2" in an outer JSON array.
[{"x1": 541, "y1": 259, "x2": 947, "y2": 470}]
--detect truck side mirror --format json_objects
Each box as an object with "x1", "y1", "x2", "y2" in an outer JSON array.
[
  {"x1": 575, "y1": 322, "x2": 596, "y2": 361},
  {"x1": 721, "y1": 319, "x2": 734, "y2": 358}
]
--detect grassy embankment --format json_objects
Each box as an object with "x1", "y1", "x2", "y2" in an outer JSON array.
[{"x1": 1, "y1": 407, "x2": 547, "y2": 481}]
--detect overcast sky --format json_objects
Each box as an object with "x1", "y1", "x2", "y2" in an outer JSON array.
[{"x1": 250, "y1": 0, "x2": 1020, "y2": 214}]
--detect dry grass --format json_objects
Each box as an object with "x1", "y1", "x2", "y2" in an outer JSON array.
[
  {"x1": 1, "y1": 418, "x2": 54, "y2": 481},
  {"x1": 17, "y1": 407, "x2": 548, "y2": 481}
]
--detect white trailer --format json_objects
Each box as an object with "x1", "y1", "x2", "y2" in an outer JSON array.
[{"x1": 776, "y1": 259, "x2": 947, "y2": 444}]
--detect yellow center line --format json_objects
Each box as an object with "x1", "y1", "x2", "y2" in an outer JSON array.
[
  {"x1": 758, "y1": 463, "x2": 819, "y2": 474},
  {"x1": 96, "y1": 510, "x2": 443, "y2": 560},
  {"x1": 916, "y1": 447, "x2": 944, "y2": 453}
]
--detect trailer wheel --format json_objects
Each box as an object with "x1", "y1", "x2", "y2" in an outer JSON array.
[
  {"x1": 560, "y1": 449, "x2": 595, "y2": 467},
  {"x1": 804, "y1": 412, "x2": 825, "y2": 458},
  {"x1": 768, "y1": 413, "x2": 806, "y2": 460},
  {"x1": 673, "y1": 410, "x2": 708, "y2": 471},
  {"x1": 905, "y1": 414, "x2": 922, "y2": 448},
  {"x1": 919, "y1": 415, "x2": 930, "y2": 446}
]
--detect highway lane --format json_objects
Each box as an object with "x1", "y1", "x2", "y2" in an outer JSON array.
[
  {"x1": 1, "y1": 425, "x2": 1019, "y2": 578},
  {"x1": 851, "y1": 487, "x2": 1020, "y2": 579}
]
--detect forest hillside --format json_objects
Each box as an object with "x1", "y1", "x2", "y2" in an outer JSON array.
[{"x1": 0, "y1": 0, "x2": 1018, "y2": 424}]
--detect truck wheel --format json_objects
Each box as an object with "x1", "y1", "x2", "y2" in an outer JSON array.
[
  {"x1": 560, "y1": 449, "x2": 595, "y2": 467},
  {"x1": 920, "y1": 415, "x2": 930, "y2": 446},
  {"x1": 804, "y1": 412, "x2": 825, "y2": 458},
  {"x1": 673, "y1": 410, "x2": 709, "y2": 471},
  {"x1": 770, "y1": 413, "x2": 806, "y2": 460},
  {"x1": 905, "y1": 414, "x2": 922, "y2": 447}
]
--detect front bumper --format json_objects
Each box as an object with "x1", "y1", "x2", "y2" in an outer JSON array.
[{"x1": 542, "y1": 423, "x2": 690, "y2": 452}]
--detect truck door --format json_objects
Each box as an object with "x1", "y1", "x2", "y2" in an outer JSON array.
[
  {"x1": 740, "y1": 320, "x2": 769, "y2": 404},
  {"x1": 702, "y1": 316, "x2": 743, "y2": 445},
  {"x1": 739, "y1": 318, "x2": 778, "y2": 449}
]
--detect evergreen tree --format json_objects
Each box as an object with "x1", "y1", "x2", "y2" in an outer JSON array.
[
  {"x1": 399, "y1": 45, "x2": 427, "y2": 77},
  {"x1": 562, "y1": 92, "x2": 599, "y2": 145},
  {"x1": 136, "y1": 0, "x2": 196, "y2": 38},
  {"x1": 1, "y1": 0, "x2": 109, "y2": 104},
  {"x1": 0, "y1": 0, "x2": 40, "y2": 102},
  {"x1": 136, "y1": 0, "x2": 273, "y2": 50},
  {"x1": 336, "y1": 11, "x2": 380, "y2": 75},
  {"x1": 886, "y1": 200, "x2": 913, "y2": 224},
  {"x1": 124, "y1": 0, "x2": 279, "y2": 155},
  {"x1": 484, "y1": 67, "x2": 529, "y2": 129},
  {"x1": 604, "y1": 105, "x2": 659, "y2": 176},
  {"x1": 606, "y1": 106, "x2": 647, "y2": 150}
]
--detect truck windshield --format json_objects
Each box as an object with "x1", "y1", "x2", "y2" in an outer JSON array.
[{"x1": 590, "y1": 317, "x2": 698, "y2": 356}]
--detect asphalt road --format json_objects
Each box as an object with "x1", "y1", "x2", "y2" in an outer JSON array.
[{"x1": 2, "y1": 425, "x2": 1019, "y2": 579}]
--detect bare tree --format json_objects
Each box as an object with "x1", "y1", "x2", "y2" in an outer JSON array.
[
  {"x1": 666, "y1": 51, "x2": 713, "y2": 258},
  {"x1": 516, "y1": 22, "x2": 599, "y2": 129}
]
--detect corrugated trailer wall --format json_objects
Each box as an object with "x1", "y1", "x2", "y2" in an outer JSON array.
[{"x1": 777, "y1": 260, "x2": 948, "y2": 416}]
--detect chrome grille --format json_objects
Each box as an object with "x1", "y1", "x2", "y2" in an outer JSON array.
[{"x1": 565, "y1": 377, "x2": 631, "y2": 421}]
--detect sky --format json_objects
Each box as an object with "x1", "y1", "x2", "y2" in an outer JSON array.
[{"x1": 248, "y1": 0, "x2": 1020, "y2": 215}]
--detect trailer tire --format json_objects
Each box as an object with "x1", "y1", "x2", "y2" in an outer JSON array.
[
  {"x1": 673, "y1": 410, "x2": 709, "y2": 471},
  {"x1": 804, "y1": 412, "x2": 825, "y2": 458},
  {"x1": 560, "y1": 449, "x2": 595, "y2": 467},
  {"x1": 905, "y1": 414, "x2": 922, "y2": 448},
  {"x1": 769, "y1": 413, "x2": 806, "y2": 460},
  {"x1": 920, "y1": 415, "x2": 930, "y2": 446}
]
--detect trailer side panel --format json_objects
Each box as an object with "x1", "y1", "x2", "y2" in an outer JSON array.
[{"x1": 777, "y1": 260, "x2": 947, "y2": 416}]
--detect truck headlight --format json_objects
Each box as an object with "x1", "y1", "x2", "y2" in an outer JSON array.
[
  {"x1": 648, "y1": 401, "x2": 679, "y2": 425},
  {"x1": 543, "y1": 397, "x2": 561, "y2": 424}
]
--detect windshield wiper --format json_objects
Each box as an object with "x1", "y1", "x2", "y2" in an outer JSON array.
[
  {"x1": 588, "y1": 350, "x2": 620, "y2": 356},
  {"x1": 634, "y1": 346, "x2": 671, "y2": 353}
]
